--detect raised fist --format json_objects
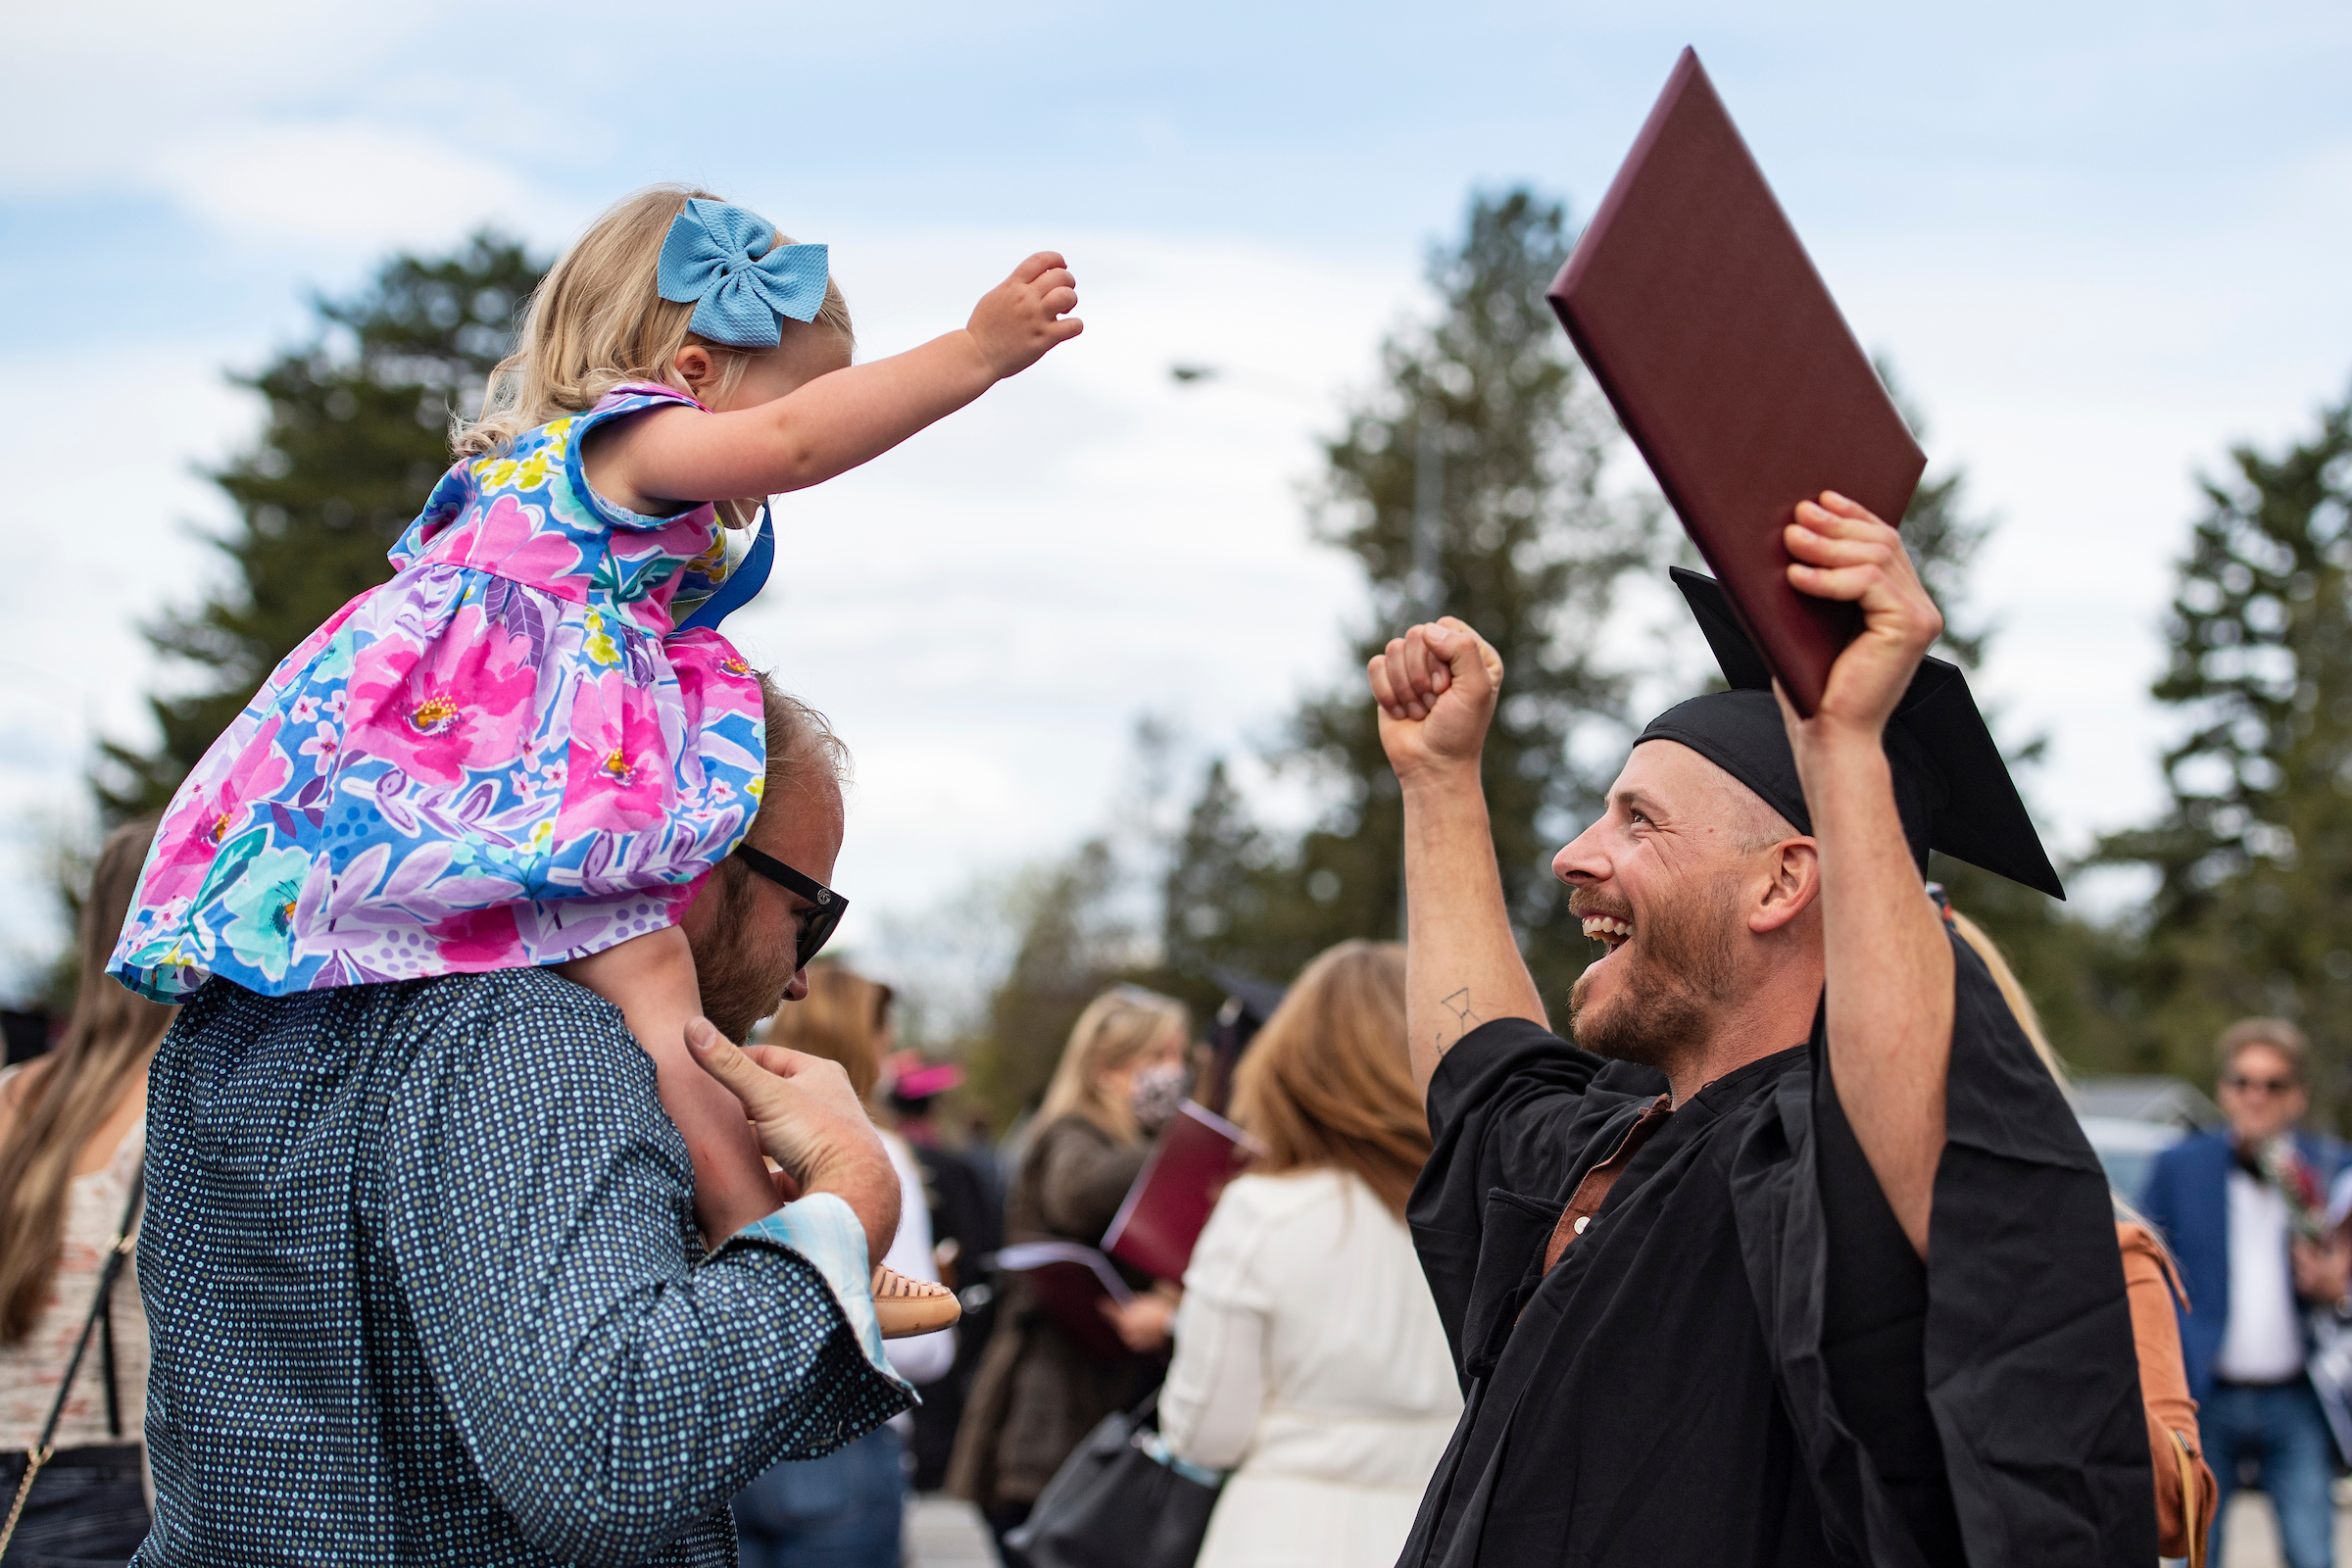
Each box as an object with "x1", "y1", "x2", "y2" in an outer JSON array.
[{"x1": 1367, "y1": 618, "x2": 1504, "y2": 783}]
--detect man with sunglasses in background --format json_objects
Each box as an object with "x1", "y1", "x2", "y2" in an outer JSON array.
[
  {"x1": 132, "y1": 678, "x2": 907, "y2": 1567},
  {"x1": 2145, "y1": 1018, "x2": 2352, "y2": 1568}
]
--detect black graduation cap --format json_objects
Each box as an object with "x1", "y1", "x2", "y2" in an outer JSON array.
[{"x1": 1637, "y1": 567, "x2": 2064, "y2": 900}]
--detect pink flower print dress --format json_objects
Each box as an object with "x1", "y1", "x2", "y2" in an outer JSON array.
[{"x1": 110, "y1": 384, "x2": 766, "y2": 1002}]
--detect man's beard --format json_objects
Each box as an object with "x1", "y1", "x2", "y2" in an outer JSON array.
[
  {"x1": 1567, "y1": 874, "x2": 1740, "y2": 1069},
  {"x1": 686, "y1": 867, "x2": 798, "y2": 1044}
]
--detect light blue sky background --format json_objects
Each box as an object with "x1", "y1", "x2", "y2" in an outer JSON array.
[{"x1": 3, "y1": 1, "x2": 2348, "y2": 994}]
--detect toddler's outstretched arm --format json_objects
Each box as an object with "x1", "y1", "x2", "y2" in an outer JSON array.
[
  {"x1": 596, "y1": 252, "x2": 1082, "y2": 506},
  {"x1": 560, "y1": 926, "x2": 780, "y2": 1242}
]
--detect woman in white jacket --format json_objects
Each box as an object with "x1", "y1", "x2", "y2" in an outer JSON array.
[{"x1": 1160, "y1": 940, "x2": 1461, "y2": 1568}]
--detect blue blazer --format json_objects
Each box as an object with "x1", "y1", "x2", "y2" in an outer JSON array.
[{"x1": 2141, "y1": 1128, "x2": 2346, "y2": 1404}]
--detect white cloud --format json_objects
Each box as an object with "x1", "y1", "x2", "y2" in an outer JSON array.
[
  {"x1": 0, "y1": 1, "x2": 458, "y2": 191},
  {"x1": 0, "y1": 344, "x2": 255, "y2": 985},
  {"x1": 149, "y1": 123, "x2": 539, "y2": 250}
]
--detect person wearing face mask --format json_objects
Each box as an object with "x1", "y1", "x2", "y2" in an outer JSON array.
[{"x1": 947, "y1": 986, "x2": 1192, "y2": 1552}]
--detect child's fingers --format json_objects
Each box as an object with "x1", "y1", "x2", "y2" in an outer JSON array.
[
  {"x1": 1031, "y1": 267, "x2": 1076, "y2": 296},
  {"x1": 1011, "y1": 250, "x2": 1067, "y2": 284},
  {"x1": 1041, "y1": 286, "x2": 1079, "y2": 317},
  {"x1": 1047, "y1": 316, "x2": 1084, "y2": 343}
]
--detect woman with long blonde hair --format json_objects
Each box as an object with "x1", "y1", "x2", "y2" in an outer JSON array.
[
  {"x1": 1, "y1": 819, "x2": 174, "y2": 1563},
  {"x1": 1160, "y1": 940, "x2": 1462, "y2": 1568},
  {"x1": 948, "y1": 984, "x2": 1191, "y2": 1545}
]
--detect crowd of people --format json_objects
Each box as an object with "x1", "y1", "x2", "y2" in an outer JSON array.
[
  {"x1": 9, "y1": 808, "x2": 2347, "y2": 1566},
  {"x1": 2, "y1": 180, "x2": 2347, "y2": 1568}
]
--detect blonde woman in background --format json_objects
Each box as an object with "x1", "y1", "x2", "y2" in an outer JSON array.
[
  {"x1": 1945, "y1": 903, "x2": 2216, "y2": 1563},
  {"x1": 733, "y1": 958, "x2": 953, "y2": 1568},
  {"x1": 1159, "y1": 940, "x2": 1461, "y2": 1568},
  {"x1": 0, "y1": 819, "x2": 173, "y2": 1564},
  {"x1": 948, "y1": 985, "x2": 1192, "y2": 1547}
]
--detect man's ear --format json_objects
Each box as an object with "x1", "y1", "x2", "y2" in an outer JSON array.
[{"x1": 1749, "y1": 838, "x2": 1820, "y2": 935}]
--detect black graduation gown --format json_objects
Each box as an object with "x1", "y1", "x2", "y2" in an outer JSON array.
[{"x1": 1398, "y1": 933, "x2": 2152, "y2": 1566}]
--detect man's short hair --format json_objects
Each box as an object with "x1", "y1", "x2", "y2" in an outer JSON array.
[
  {"x1": 711, "y1": 678, "x2": 849, "y2": 907},
  {"x1": 760, "y1": 676, "x2": 850, "y2": 807},
  {"x1": 2218, "y1": 1016, "x2": 2311, "y2": 1083}
]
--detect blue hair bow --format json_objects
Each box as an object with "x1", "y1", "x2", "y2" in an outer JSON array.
[{"x1": 657, "y1": 199, "x2": 829, "y2": 349}]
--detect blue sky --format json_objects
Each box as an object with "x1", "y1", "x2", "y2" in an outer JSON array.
[{"x1": 3, "y1": 0, "x2": 2348, "y2": 996}]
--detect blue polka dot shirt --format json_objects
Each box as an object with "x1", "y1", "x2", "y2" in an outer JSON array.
[{"x1": 131, "y1": 968, "x2": 910, "y2": 1565}]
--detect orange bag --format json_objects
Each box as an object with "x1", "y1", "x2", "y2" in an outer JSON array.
[{"x1": 2120, "y1": 1221, "x2": 2216, "y2": 1564}]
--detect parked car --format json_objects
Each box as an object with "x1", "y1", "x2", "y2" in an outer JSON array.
[{"x1": 2078, "y1": 1114, "x2": 2187, "y2": 1203}]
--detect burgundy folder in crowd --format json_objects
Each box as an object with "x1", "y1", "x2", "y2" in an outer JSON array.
[
  {"x1": 1102, "y1": 1102, "x2": 1257, "y2": 1283},
  {"x1": 995, "y1": 1241, "x2": 1135, "y2": 1362},
  {"x1": 1547, "y1": 46, "x2": 1927, "y2": 716}
]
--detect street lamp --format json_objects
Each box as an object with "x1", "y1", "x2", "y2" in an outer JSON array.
[{"x1": 1409, "y1": 414, "x2": 1446, "y2": 626}]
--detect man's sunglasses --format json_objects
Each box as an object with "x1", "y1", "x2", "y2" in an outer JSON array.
[
  {"x1": 734, "y1": 844, "x2": 848, "y2": 970},
  {"x1": 2227, "y1": 1073, "x2": 2298, "y2": 1097}
]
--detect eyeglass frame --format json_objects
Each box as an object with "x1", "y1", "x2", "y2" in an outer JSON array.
[
  {"x1": 732, "y1": 843, "x2": 848, "y2": 971},
  {"x1": 2224, "y1": 1072, "x2": 2300, "y2": 1097}
]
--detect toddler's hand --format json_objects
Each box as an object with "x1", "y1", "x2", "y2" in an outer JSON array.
[{"x1": 967, "y1": 252, "x2": 1082, "y2": 378}]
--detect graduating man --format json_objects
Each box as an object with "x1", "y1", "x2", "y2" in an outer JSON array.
[{"x1": 1375, "y1": 494, "x2": 2151, "y2": 1565}]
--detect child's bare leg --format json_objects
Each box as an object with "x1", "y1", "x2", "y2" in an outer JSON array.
[{"x1": 560, "y1": 926, "x2": 779, "y2": 1241}]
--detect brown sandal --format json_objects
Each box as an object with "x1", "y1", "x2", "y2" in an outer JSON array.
[{"x1": 872, "y1": 1265, "x2": 960, "y2": 1339}]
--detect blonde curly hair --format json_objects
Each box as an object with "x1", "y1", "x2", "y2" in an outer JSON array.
[{"x1": 457, "y1": 183, "x2": 854, "y2": 458}]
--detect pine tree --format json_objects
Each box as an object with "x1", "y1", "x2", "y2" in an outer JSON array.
[
  {"x1": 964, "y1": 839, "x2": 1137, "y2": 1129},
  {"x1": 96, "y1": 234, "x2": 547, "y2": 821},
  {"x1": 1162, "y1": 189, "x2": 1657, "y2": 1000},
  {"x1": 2100, "y1": 390, "x2": 2352, "y2": 1100}
]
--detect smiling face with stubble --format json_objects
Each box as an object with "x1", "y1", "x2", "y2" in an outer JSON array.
[{"x1": 1553, "y1": 741, "x2": 1801, "y2": 1070}]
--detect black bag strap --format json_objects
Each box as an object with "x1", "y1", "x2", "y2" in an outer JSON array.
[
  {"x1": 100, "y1": 1282, "x2": 121, "y2": 1441},
  {"x1": 0, "y1": 1157, "x2": 144, "y2": 1560}
]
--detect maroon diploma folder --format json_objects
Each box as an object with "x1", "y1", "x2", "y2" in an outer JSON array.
[
  {"x1": 1102, "y1": 1102, "x2": 1256, "y2": 1283},
  {"x1": 1547, "y1": 47, "x2": 1927, "y2": 716},
  {"x1": 995, "y1": 1241, "x2": 1135, "y2": 1362}
]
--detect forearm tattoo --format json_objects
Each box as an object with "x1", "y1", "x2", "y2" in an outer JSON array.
[{"x1": 1436, "y1": 987, "x2": 1479, "y2": 1054}]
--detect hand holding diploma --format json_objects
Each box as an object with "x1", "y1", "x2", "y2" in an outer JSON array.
[{"x1": 1776, "y1": 491, "x2": 1943, "y2": 751}]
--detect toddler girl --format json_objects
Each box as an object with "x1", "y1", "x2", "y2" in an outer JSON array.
[{"x1": 110, "y1": 186, "x2": 1077, "y2": 1314}]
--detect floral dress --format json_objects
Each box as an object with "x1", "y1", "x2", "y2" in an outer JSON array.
[{"x1": 111, "y1": 384, "x2": 766, "y2": 1002}]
